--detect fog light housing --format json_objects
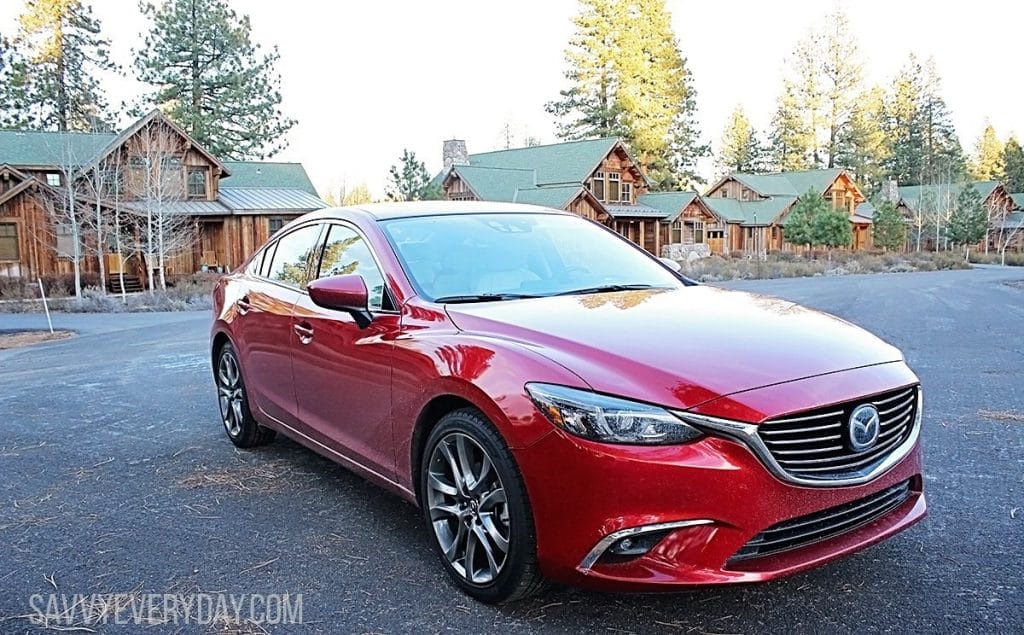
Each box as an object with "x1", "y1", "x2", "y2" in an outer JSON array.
[{"x1": 606, "y1": 530, "x2": 672, "y2": 558}]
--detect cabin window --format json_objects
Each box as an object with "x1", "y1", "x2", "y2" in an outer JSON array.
[
  {"x1": 46, "y1": 173, "x2": 61, "y2": 187},
  {"x1": 591, "y1": 171, "x2": 605, "y2": 201},
  {"x1": 693, "y1": 220, "x2": 705, "y2": 244},
  {"x1": 607, "y1": 172, "x2": 621, "y2": 202},
  {"x1": 187, "y1": 168, "x2": 208, "y2": 198},
  {"x1": 671, "y1": 219, "x2": 683, "y2": 243},
  {"x1": 621, "y1": 182, "x2": 632, "y2": 204},
  {"x1": 268, "y1": 217, "x2": 288, "y2": 234},
  {"x1": 0, "y1": 223, "x2": 18, "y2": 260}
]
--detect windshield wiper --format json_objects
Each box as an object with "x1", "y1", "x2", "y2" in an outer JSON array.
[
  {"x1": 553, "y1": 284, "x2": 658, "y2": 296},
  {"x1": 433, "y1": 293, "x2": 543, "y2": 304}
]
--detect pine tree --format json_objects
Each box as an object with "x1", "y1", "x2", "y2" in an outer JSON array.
[
  {"x1": 546, "y1": 0, "x2": 706, "y2": 188},
  {"x1": 717, "y1": 105, "x2": 763, "y2": 174},
  {"x1": 0, "y1": 33, "x2": 33, "y2": 128},
  {"x1": 1003, "y1": 137, "x2": 1024, "y2": 193},
  {"x1": 837, "y1": 86, "x2": 888, "y2": 195},
  {"x1": 871, "y1": 200, "x2": 907, "y2": 251},
  {"x1": 946, "y1": 185, "x2": 988, "y2": 259},
  {"x1": 135, "y1": 0, "x2": 295, "y2": 159},
  {"x1": 11, "y1": 0, "x2": 115, "y2": 131},
  {"x1": 820, "y1": 9, "x2": 863, "y2": 168},
  {"x1": 882, "y1": 54, "x2": 965, "y2": 186},
  {"x1": 970, "y1": 123, "x2": 1004, "y2": 181},
  {"x1": 781, "y1": 189, "x2": 824, "y2": 247},
  {"x1": 386, "y1": 150, "x2": 439, "y2": 202},
  {"x1": 769, "y1": 83, "x2": 814, "y2": 171},
  {"x1": 811, "y1": 202, "x2": 853, "y2": 249}
]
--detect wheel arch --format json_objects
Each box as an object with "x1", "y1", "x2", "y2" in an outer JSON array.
[{"x1": 410, "y1": 393, "x2": 482, "y2": 505}]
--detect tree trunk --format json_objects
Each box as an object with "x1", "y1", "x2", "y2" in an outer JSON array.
[{"x1": 96, "y1": 196, "x2": 106, "y2": 294}]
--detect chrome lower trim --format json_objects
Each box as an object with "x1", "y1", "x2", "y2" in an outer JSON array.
[
  {"x1": 578, "y1": 519, "x2": 714, "y2": 574},
  {"x1": 674, "y1": 388, "x2": 922, "y2": 488}
]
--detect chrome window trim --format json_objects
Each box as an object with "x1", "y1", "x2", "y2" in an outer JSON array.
[
  {"x1": 674, "y1": 388, "x2": 922, "y2": 488},
  {"x1": 578, "y1": 519, "x2": 713, "y2": 574}
]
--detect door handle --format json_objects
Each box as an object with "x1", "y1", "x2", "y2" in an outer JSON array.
[
  {"x1": 236, "y1": 295, "x2": 252, "y2": 315},
  {"x1": 293, "y1": 321, "x2": 314, "y2": 344}
]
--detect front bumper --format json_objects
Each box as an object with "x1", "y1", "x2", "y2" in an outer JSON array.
[{"x1": 514, "y1": 427, "x2": 925, "y2": 590}]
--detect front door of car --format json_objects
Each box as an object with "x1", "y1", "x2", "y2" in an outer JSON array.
[
  {"x1": 236, "y1": 222, "x2": 324, "y2": 427},
  {"x1": 290, "y1": 222, "x2": 400, "y2": 479}
]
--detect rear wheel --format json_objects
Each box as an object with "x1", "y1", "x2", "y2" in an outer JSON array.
[
  {"x1": 215, "y1": 342, "x2": 275, "y2": 448},
  {"x1": 421, "y1": 408, "x2": 546, "y2": 603}
]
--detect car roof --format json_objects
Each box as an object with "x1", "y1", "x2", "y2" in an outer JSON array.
[{"x1": 305, "y1": 201, "x2": 571, "y2": 222}]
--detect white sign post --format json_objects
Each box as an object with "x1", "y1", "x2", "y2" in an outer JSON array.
[{"x1": 37, "y1": 278, "x2": 54, "y2": 334}]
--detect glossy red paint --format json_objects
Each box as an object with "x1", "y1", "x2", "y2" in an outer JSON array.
[{"x1": 211, "y1": 203, "x2": 926, "y2": 592}]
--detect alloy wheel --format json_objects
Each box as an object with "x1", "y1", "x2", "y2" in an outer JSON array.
[
  {"x1": 217, "y1": 350, "x2": 244, "y2": 437},
  {"x1": 426, "y1": 432, "x2": 511, "y2": 584}
]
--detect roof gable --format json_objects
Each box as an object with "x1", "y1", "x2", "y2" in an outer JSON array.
[
  {"x1": 467, "y1": 137, "x2": 620, "y2": 186},
  {"x1": 446, "y1": 165, "x2": 536, "y2": 202},
  {"x1": 701, "y1": 195, "x2": 797, "y2": 226},
  {"x1": 637, "y1": 191, "x2": 698, "y2": 221},
  {"x1": 898, "y1": 181, "x2": 1002, "y2": 211}
]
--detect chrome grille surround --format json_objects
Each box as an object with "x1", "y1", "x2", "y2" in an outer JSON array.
[
  {"x1": 730, "y1": 479, "x2": 913, "y2": 561},
  {"x1": 674, "y1": 386, "x2": 922, "y2": 487}
]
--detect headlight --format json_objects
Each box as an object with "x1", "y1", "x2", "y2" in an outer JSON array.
[{"x1": 525, "y1": 383, "x2": 703, "y2": 445}]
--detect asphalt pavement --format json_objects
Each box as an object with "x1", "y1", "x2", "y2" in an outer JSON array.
[{"x1": 1, "y1": 267, "x2": 1022, "y2": 633}]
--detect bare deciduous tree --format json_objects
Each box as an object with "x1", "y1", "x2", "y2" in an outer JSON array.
[{"x1": 122, "y1": 122, "x2": 197, "y2": 291}]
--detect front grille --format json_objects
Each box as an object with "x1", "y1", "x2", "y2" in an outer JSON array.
[
  {"x1": 731, "y1": 480, "x2": 912, "y2": 561},
  {"x1": 757, "y1": 385, "x2": 918, "y2": 481}
]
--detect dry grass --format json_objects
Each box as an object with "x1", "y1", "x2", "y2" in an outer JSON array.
[
  {"x1": 968, "y1": 251, "x2": 1024, "y2": 266},
  {"x1": 0, "y1": 272, "x2": 219, "y2": 313},
  {"x1": 176, "y1": 458, "x2": 311, "y2": 494},
  {"x1": 677, "y1": 250, "x2": 971, "y2": 282},
  {"x1": 978, "y1": 409, "x2": 1024, "y2": 422},
  {"x1": 0, "y1": 330, "x2": 75, "y2": 349}
]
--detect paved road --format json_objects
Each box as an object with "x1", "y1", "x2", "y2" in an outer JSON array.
[{"x1": 1, "y1": 268, "x2": 1022, "y2": 633}]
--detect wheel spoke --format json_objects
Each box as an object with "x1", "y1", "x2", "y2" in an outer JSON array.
[
  {"x1": 455, "y1": 435, "x2": 475, "y2": 490},
  {"x1": 472, "y1": 523, "x2": 501, "y2": 580},
  {"x1": 480, "y1": 514, "x2": 509, "y2": 553},
  {"x1": 429, "y1": 502, "x2": 462, "y2": 522},
  {"x1": 444, "y1": 521, "x2": 467, "y2": 563},
  {"x1": 469, "y1": 453, "x2": 492, "y2": 495},
  {"x1": 230, "y1": 400, "x2": 243, "y2": 434},
  {"x1": 478, "y1": 487, "x2": 506, "y2": 512},
  {"x1": 427, "y1": 471, "x2": 458, "y2": 497},
  {"x1": 464, "y1": 524, "x2": 479, "y2": 581},
  {"x1": 437, "y1": 441, "x2": 467, "y2": 496}
]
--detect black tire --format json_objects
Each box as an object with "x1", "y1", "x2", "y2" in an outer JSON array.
[
  {"x1": 420, "y1": 408, "x2": 547, "y2": 603},
  {"x1": 214, "y1": 341, "x2": 276, "y2": 448}
]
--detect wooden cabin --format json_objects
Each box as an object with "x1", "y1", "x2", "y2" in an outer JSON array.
[
  {"x1": 897, "y1": 181, "x2": 1018, "y2": 252},
  {"x1": 434, "y1": 138, "x2": 717, "y2": 255},
  {"x1": 702, "y1": 169, "x2": 871, "y2": 253},
  {"x1": 0, "y1": 109, "x2": 324, "y2": 290}
]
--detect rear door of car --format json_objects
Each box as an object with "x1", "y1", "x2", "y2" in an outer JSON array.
[
  {"x1": 289, "y1": 221, "x2": 401, "y2": 479},
  {"x1": 234, "y1": 221, "x2": 325, "y2": 428}
]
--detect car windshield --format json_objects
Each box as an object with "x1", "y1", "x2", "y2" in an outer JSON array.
[{"x1": 380, "y1": 212, "x2": 683, "y2": 302}]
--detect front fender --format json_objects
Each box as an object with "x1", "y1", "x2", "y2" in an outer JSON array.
[{"x1": 390, "y1": 331, "x2": 591, "y2": 492}]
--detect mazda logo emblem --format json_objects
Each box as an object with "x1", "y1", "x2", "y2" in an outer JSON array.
[{"x1": 847, "y1": 404, "x2": 881, "y2": 452}]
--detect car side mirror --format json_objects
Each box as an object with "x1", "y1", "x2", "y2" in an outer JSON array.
[
  {"x1": 658, "y1": 257, "x2": 682, "y2": 273},
  {"x1": 307, "y1": 274, "x2": 373, "y2": 328}
]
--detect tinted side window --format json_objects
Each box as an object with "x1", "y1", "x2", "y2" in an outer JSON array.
[
  {"x1": 267, "y1": 224, "x2": 322, "y2": 289},
  {"x1": 317, "y1": 224, "x2": 386, "y2": 310}
]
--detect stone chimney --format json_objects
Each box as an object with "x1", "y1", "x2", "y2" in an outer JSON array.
[
  {"x1": 881, "y1": 179, "x2": 899, "y2": 203},
  {"x1": 442, "y1": 139, "x2": 469, "y2": 169}
]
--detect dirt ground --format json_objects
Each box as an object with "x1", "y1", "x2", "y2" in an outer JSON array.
[{"x1": 0, "y1": 329, "x2": 75, "y2": 350}]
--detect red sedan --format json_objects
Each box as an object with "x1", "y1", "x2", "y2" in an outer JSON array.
[{"x1": 210, "y1": 202, "x2": 925, "y2": 603}]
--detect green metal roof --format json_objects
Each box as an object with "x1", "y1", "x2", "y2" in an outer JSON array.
[
  {"x1": 511, "y1": 185, "x2": 583, "y2": 209},
  {"x1": 728, "y1": 169, "x2": 845, "y2": 197},
  {"x1": 220, "y1": 161, "x2": 319, "y2": 196},
  {"x1": 1012, "y1": 192, "x2": 1024, "y2": 209},
  {"x1": 448, "y1": 165, "x2": 536, "y2": 202},
  {"x1": 0, "y1": 129, "x2": 117, "y2": 167},
  {"x1": 701, "y1": 195, "x2": 796, "y2": 226},
  {"x1": 897, "y1": 181, "x2": 1000, "y2": 211},
  {"x1": 467, "y1": 137, "x2": 619, "y2": 186},
  {"x1": 637, "y1": 191, "x2": 698, "y2": 221}
]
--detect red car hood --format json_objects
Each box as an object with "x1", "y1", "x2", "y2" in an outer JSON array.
[{"x1": 444, "y1": 286, "x2": 903, "y2": 410}]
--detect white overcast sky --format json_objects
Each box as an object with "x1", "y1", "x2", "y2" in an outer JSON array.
[{"x1": 2, "y1": 1, "x2": 1022, "y2": 197}]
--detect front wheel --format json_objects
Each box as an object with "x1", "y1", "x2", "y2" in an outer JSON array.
[{"x1": 420, "y1": 408, "x2": 546, "y2": 603}]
